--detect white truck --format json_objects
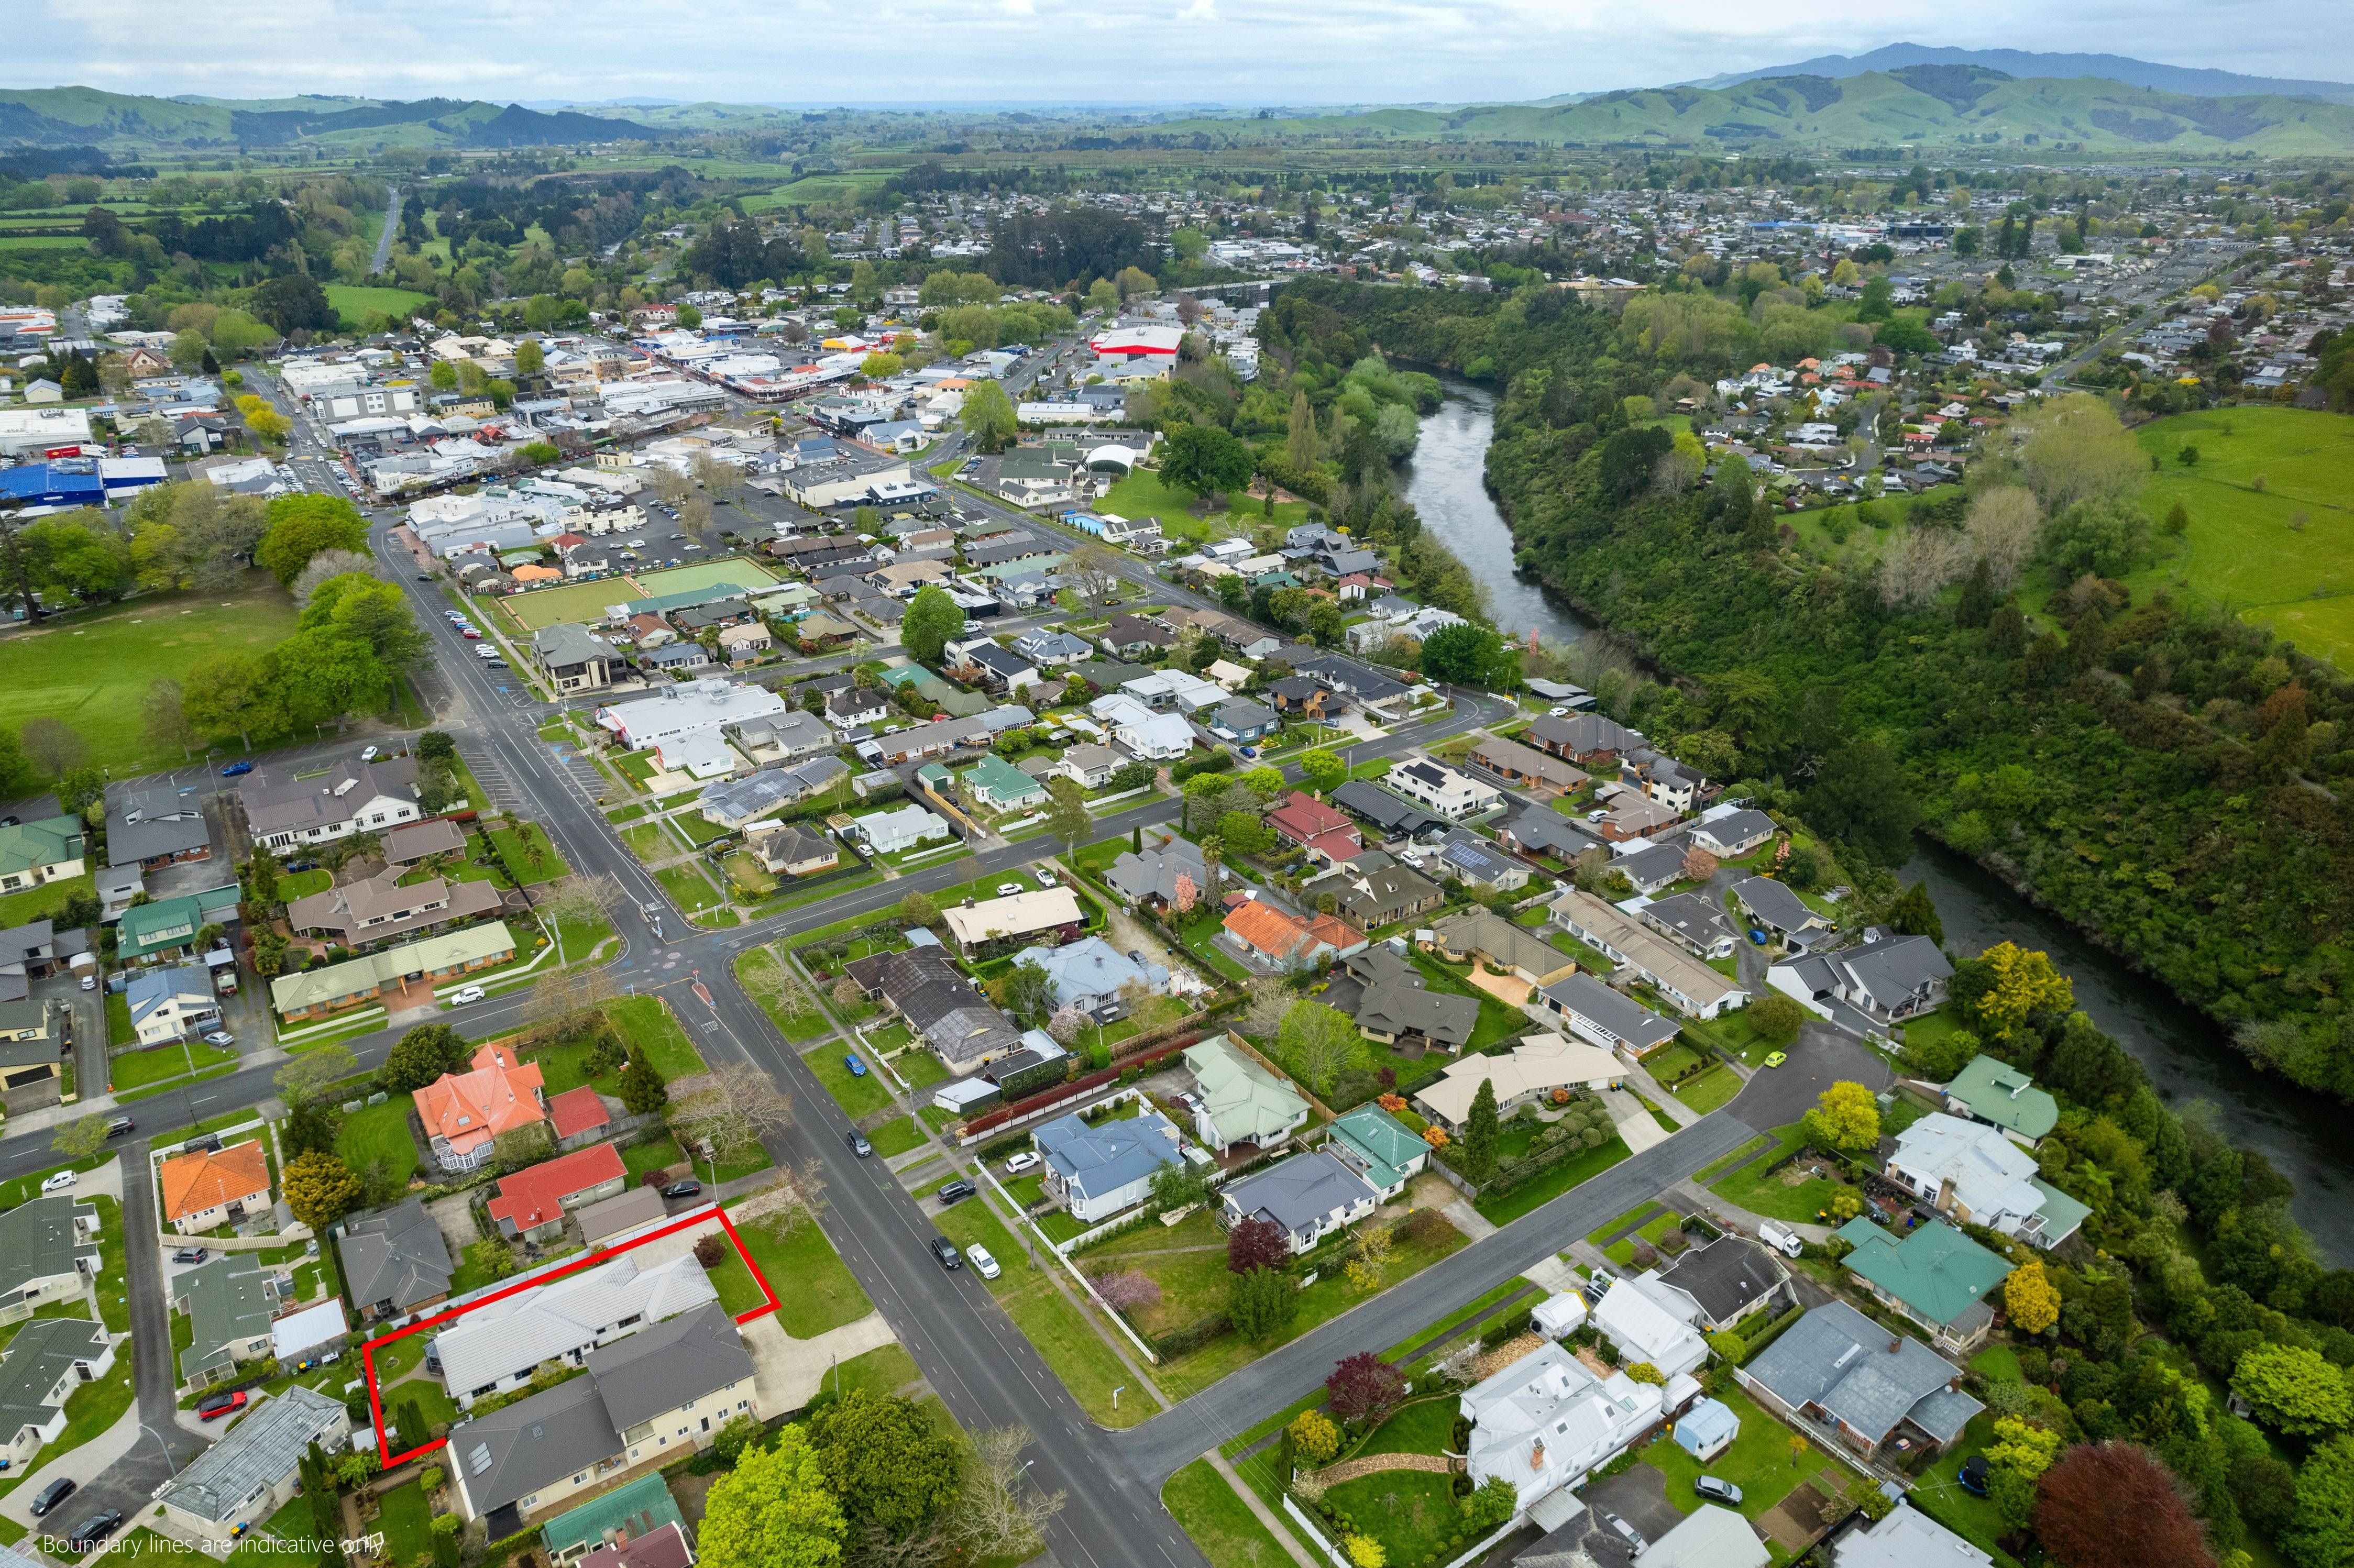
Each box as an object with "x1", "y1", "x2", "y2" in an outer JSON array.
[{"x1": 1757, "y1": 1221, "x2": 1805, "y2": 1258}]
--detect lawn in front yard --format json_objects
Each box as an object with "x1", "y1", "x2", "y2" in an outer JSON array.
[
  {"x1": 1706, "y1": 1123, "x2": 1854, "y2": 1224},
  {"x1": 1321, "y1": 1468, "x2": 1464, "y2": 1567},
  {"x1": 1668, "y1": 1062, "x2": 1743, "y2": 1116},
  {"x1": 706, "y1": 1211, "x2": 873, "y2": 1335},
  {"x1": 1911, "y1": 1414, "x2": 2026, "y2": 1565},
  {"x1": 1604, "y1": 1209, "x2": 1693, "y2": 1267},
  {"x1": 1473, "y1": 1133, "x2": 1633, "y2": 1226},
  {"x1": 607, "y1": 995, "x2": 706, "y2": 1078},
  {"x1": 107, "y1": 1038, "x2": 237, "y2": 1091},
  {"x1": 336, "y1": 1098, "x2": 422, "y2": 1191},
  {"x1": 656, "y1": 860, "x2": 726, "y2": 915},
  {"x1": 866, "y1": 1117, "x2": 927, "y2": 1157}
]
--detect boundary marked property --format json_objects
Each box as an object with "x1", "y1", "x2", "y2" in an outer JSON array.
[{"x1": 360, "y1": 1202, "x2": 780, "y2": 1466}]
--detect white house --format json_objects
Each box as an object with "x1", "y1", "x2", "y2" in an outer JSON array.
[
  {"x1": 1093, "y1": 695, "x2": 1193, "y2": 760},
  {"x1": 1459, "y1": 1341, "x2": 1664, "y2": 1517},
  {"x1": 125, "y1": 964, "x2": 221, "y2": 1045},
  {"x1": 1886, "y1": 1113, "x2": 2089, "y2": 1250},
  {"x1": 1385, "y1": 759, "x2": 1502, "y2": 819},
  {"x1": 1033, "y1": 1106, "x2": 1184, "y2": 1223},
  {"x1": 1690, "y1": 805, "x2": 1777, "y2": 858},
  {"x1": 1590, "y1": 1275, "x2": 1709, "y2": 1378},
  {"x1": 1216, "y1": 1150, "x2": 1379, "y2": 1255},
  {"x1": 855, "y1": 804, "x2": 949, "y2": 855}
]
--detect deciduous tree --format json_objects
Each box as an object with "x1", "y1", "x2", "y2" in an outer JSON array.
[
  {"x1": 50, "y1": 1116, "x2": 111, "y2": 1163},
  {"x1": 283, "y1": 1151, "x2": 363, "y2": 1230},
  {"x1": 1325, "y1": 1352, "x2": 1406, "y2": 1428},
  {"x1": 1227, "y1": 1215, "x2": 1290, "y2": 1274},
  {"x1": 1277, "y1": 1000, "x2": 1362, "y2": 1098},
  {"x1": 1299, "y1": 749, "x2": 1346, "y2": 794},
  {"x1": 2231, "y1": 1342, "x2": 2353, "y2": 1436},
  {"x1": 947, "y1": 1426, "x2": 1063, "y2": 1563},
  {"x1": 1802, "y1": 1080, "x2": 1879, "y2": 1152},
  {"x1": 900, "y1": 584, "x2": 965, "y2": 663},
  {"x1": 698, "y1": 1423, "x2": 846, "y2": 1568},
  {"x1": 2033, "y1": 1441, "x2": 2217, "y2": 1568}
]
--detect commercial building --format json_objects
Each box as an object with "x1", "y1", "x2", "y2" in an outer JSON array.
[{"x1": 239, "y1": 757, "x2": 421, "y2": 851}]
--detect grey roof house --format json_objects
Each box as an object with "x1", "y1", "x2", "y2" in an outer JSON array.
[
  {"x1": 1106, "y1": 836, "x2": 1208, "y2": 912},
  {"x1": 1646, "y1": 1237, "x2": 1792, "y2": 1331},
  {"x1": 157, "y1": 1384, "x2": 349, "y2": 1545},
  {"x1": 1033, "y1": 1106, "x2": 1184, "y2": 1223},
  {"x1": 0, "y1": 1317, "x2": 115, "y2": 1468},
  {"x1": 450, "y1": 1371, "x2": 625, "y2": 1534},
  {"x1": 1736, "y1": 1300, "x2": 1982, "y2": 1460},
  {"x1": 106, "y1": 780, "x2": 213, "y2": 869},
  {"x1": 177, "y1": 1252, "x2": 282, "y2": 1385},
  {"x1": 1636, "y1": 891, "x2": 1737, "y2": 960},
  {"x1": 1217, "y1": 1149, "x2": 1380, "y2": 1255},
  {"x1": 338, "y1": 1198, "x2": 455, "y2": 1321},
  {"x1": 0, "y1": 1195, "x2": 100, "y2": 1327},
  {"x1": 1730, "y1": 876, "x2": 1830, "y2": 943}
]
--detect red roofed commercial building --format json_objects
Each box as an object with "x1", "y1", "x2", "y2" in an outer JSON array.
[
  {"x1": 414, "y1": 1043, "x2": 547, "y2": 1175},
  {"x1": 485, "y1": 1144, "x2": 629, "y2": 1243},
  {"x1": 1088, "y1": 323, "x2": 1183, "y2": 362},
  {"x1": 547, "y1": 1085, "x2": 613, "y2": 1150},
  {"x1": 1220, "y1": 898, "x2": 1367, "y2": 974},
  {"x1": 1267, "y1": 790, "x2": 1359, "y2": 854}
]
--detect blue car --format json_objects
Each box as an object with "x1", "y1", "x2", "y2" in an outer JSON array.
[
  {"x1": 221, "y1": 761, "x2": 254, "y2": 777},
  {"x1": 1747, "y1": 927, "x2": 1768, "y2": 945},
  {"x1": 844, "y1": 1054, "x2": 867, "y2": 1077}
]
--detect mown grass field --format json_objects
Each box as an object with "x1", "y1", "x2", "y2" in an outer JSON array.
[
  {"x1": 324, "y1": 284, "x2": 434, "y2": 327},
  {"x1": 0, "y1": 579, "x2": 301, "y2": 774},
  {"x1": 2125, "y1": 406, "x2": 2354, "y2": 669}
]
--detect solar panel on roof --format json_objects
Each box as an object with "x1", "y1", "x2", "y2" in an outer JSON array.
[{"x1": 468, "y1": 1442, "x2": 493, "y2": 1475}]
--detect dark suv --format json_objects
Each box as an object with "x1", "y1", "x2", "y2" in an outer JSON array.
[
  {"x1": 30, "y1": 1476, "x2": 76, "y2": 1517},
  {"x1": 937, "y1": 1178, "x2": 976, "y2": 1207},
  {"x1": 929, "y1": 1236, "x2": 962, "y2": 1269},
  {"x1": 67, "y1": 1510, "x2": 124, "y2": 1552}
]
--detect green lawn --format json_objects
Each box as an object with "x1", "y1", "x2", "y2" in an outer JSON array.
[
  {"x1": 1668, "y1": 1062, "x2": 1743, "y2": 1116},
  {"x1": 1640, "y1": 1385, "x2": 1845, "y2": 1526},
  {"x1": 1707, "y1": 1123, "x2": 1855, "y2": 1223},
  {"x1": 325, "y1": 284, "x2": 435, "y2": 327},
  {"x1": 1321, "y1": 1468, "x2": 1464, "y2": 1567},
  {"x1": 866, "y1": 1116, "x2": 927, "y2": 1157},
  {"x1": 1098, "y1": 469, "x2": 1310, "y2": 544},
  {"x1": 487, "y1": 824, "x2": 570, "y2": 885},
  {"x1": 1354, "y1": 1395, "x2": 1459, "y2": 1457},
  {"x1": 107, "y1": 1037, "x2": 237, "y2": 1091},
  {"x1": 1912, "y1": 1414, "x2": 2027, "y2": 1566},
  {"x1": 0, "y1": 872, "x2": 96, "y2": 933},
  {"x1": 1604, "y1": 1208, "x2": 1693, "y2": 1267},
  {"x1": 337, "y1": 1097, "x2": 423, "y2": 1191},
  {"x1": 832, "y1": 1342, "x2": 922, "y2": 1403},
  {"x1": 805, "y1": 1042, "x2": 896, "y2": 1118},
  {"x1": 1162, "y1": 1459, "x2": 1295, "y2": 1568},
  {"x1": 2125, "y1": 405, "x2": 2354, "y2": 671},
  {"x1": 375, "y1": 1481, "x2": 435, "y2": 1562},
  {"x1": 709, "y1": 1212, "x2": 873, "y2": 1336},
  {"x1": 1475, "y1": 1134, "x2": 1634, "y2": 1225},
  {"x1": 656, "y1": 860, "x2": 726, "y2": 914},
  {"x1": 608, "y1": 995, "x2": 706, "y2": 1078},
  {"x1": 0, "y1": 577, "x2": 302, "y2": 775},
  {"x1": 622, "y1": 822, "x2": 674, "y2": 863}
]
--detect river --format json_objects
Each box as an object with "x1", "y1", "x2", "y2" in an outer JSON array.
[
  {"x1": 1399, "y1": 379, "x2": 1591, "y2": 649},
  {"x1": 1403, "y1": 377, "x2": 2354, "y2": 1263}
]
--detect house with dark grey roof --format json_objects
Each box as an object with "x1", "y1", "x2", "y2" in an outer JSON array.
[
  {"x1": 1730, "y1": 876, "x2": 1830, "y2": 944},
  {"x1": 1530, "y1": 973, "x2": 1682, "y2": 1056},
  {"x1": 592, "y1": 1300, "x2": 757, "y2": 1464},
  {"x1": 449, "y1": 1371, "x2": 625, "y2": 1532},
  {"x1": 532, "y1": 624, "x2": 617, "y2": 694},
  {"x1": 1636, "y1": 891, "x2": 1737, "y2": 960},
  {"x1": 1354, "y1": 976, "x2": 1480, "y2": 1054},
  {"x1": 1302, "y1": 860, "x2": 1444, "y2": 930},
  {"x1": 1434, "y1": 834, "x2": 1528, "y2": 893},
  {"x1": 1218, "y1": 1150, "x2": 1380, "y2": 1255},
  {"x1": 1736, "y1": 1300, "x2": 1982, "y2": 1461},
  {"x1": 0, "y1": 1195, "x2": 100, "y2": 1327},
  {"x1": 176, "y1": 1252, "x2": 282, "y2": 1386},
  {"x1": 1612, "y1": 840, "x2": 1689, "y2": 896},
  {"x1": 105, "y1": 780, "x2": 213, "y2": 870},
  {"x1": 1819, "y1": 933, "x2": 1952, "y2": 1022},
  {"x1": 1331, "y1": 779, "x2": 1444, "y2": 841},
  {"x1": 157, "y1": 1383, "x2": 348, "y2": 1547},
  {"x1": 1646, "y1": 1237, "x2": 1792, "y2": 1331},
  {"x1": 0, "y1": 1317, "x2": 114, "y2": 1468},
  {"x1": 338, "y1": 1198, "x2": 455, "y2": 1322},
  {"x1": 1495, "y1": 807, "x2": 1604, "y2": 863},
  {"x1": 1107, "y1": 835, "x2": 1208, "y2": 912},
  {"x1": 1524, "y1": 712, "x2": 1642, "y2": 764},
  {"x1": 1690, "y1": 807, "x2": 1776, "y2": 858}
]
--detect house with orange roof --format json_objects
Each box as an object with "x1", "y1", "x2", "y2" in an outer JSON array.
[
  {"x1": 414, "y1": 1043, "x2": 548, "y2": 1174},
  {"x1": 1220, "y1": 898, "x2": 1367, "y2": 974},
  {"x1": 1267, "y1": 791, "x2": 1359, "y2": 854},
  {"x1": 548, "y1": 1086, "x2": 613, "y2": 1151},
  {"x1": 161, "y1": 1140, "x2": 273, "y2": 1235},
  {"x1": 485, "y1": 1145, "x2": 629, "y2": 1243}
]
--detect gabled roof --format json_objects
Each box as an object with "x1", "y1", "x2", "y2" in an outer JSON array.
[
  {"x1": 1649, "y1": 1238, "x2": 1786, "y2": 1325},
  {"x1": 1834, "y1": 1218, "x2": 2010, "y2": 1330},
  {"x1": 1033, "y1": 1107, "x2": 1183, "y2": 1202},
  {"x1": 454, "y1": 1373, "x2": 623, "y2": 1518},
  {"x1": 1182, "y1": 1035, "x2": 1309, "y2": 1147},
  {"x1": 1729, "y1": 875, "x2": 1823, "y2": 934},
  {"x1": 437, "y1": 1251, "x2": 717, "y2": 1396},
  {"x1": 484, "y1": 1143, "x2": 628, "y2": 1234},
  {"x1": 164, "y1": 1384, "x2": 349, "y2": 1523},
  {"x1": 584, "y1": 1299, "x2": 753, "y2": 1430},
  {"x1": 338, "y1": 1199, "x2": 454, "y2": 1312},
  {"x1": 1743, "y1": 1300, "x2": 1982, "y2": 1450},
  {"x1": 0, "y1": 1196, "x2": 96, "y2": 1302},
  {"x1": 0, "y1": 1316, "x2": 108, "y2": 1448},
  {"x1": 1941, "y1": 1055, "x2": 2059, "y2": 1140},
  {"x1": 1221, "y1": 1149, "x2": 1378, "y2": 1239},
  {"x1": 159, "y1": 1140, "x2": 271, "y2": 1222},
  {"x1": 547, "y1": 1087, "x2": 612, "y2": 1141}
]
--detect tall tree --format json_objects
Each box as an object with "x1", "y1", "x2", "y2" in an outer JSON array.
[
  {"x1": 900, "y1": 584, "x2": 965, "y2": 663},
  {"x1": 805, "y1": 1389, "x2": 962, "y2": 1537},
  {"x1": 2033, "y1": 1442, "x2": 2217, "y2": 1568},
  {"x1": 698, "y1": 1425, "x2": 846, "y2": 1568},
  {"x1": 1462, "y1": 1078, "x2": 1501, "y2": 1183},
  {"x1": 1043, "y1": 777, "x2": 1091, "y2": 855},
  {"x1": 1275, "y1": 1000, "x2": 1362, "y2": 1098},
  {"x1": 1158, "y1": 424, "x2": 1256, "y2": 500},
  {"x1": 142, "y1": 677, "x2": 196, "y2": 760}
]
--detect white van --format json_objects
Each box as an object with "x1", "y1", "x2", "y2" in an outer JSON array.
[{"x1": 1756, "y1": 1221, "x2": 1805, "y2": 1258}]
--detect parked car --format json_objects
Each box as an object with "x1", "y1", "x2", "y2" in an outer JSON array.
[
  {"x1": 29, "y1": 1477, "x2": 75, "y2": 1517},
  {"x1": 1033, "y1": 866, "x2": 1056, "y2": 887},
  {"x1": 966, "y1": 1244, "x2": 1001, "y2": 1279},
  {"x1": 1763, "y1": 1050, "x2": 1788, "y2": 1069},
  {"x1": 995, "y1": 883, "x2": 1023, "y2": 897},
  {"x1": 663, "y1": 1179, "x2": 702, "y2": 1200},
  {"x1": 39, "y1": 1171, "x2": 76, "y2": 1194},
  {"x1": 1747, "y1": 927, "x2": 1769, "y2": 945},
  {"x1": 928, "y1": 1236, "x2": 962, "y2": 1269},
  {"x1": 1694, "y1": 1476, "x2": 1743, "y2": 1504},
  {"x1": 360, "y1": 745, "x2": 380, "y2": 762},
  {"x1": 172, "y1": 1247, "x2": 208, "y2": 1265},
  {"x1": 1549, "y1": 705, "x2": 1569, "y2": 716},
  {"x1": 937, "y1": 1178, "x2": 976, "y2": 1207},
  {"x1": 1602, "y1": 1515, "x2": 1645, "y2": 1553},
  {"x1": 446, "y1": 986, "x2": 486, "y2": 1006},
  {"x1": 196, "y1": 1389, "x2": 247, "y2": 1421},
  {"x1": 1005, "y1": 1151, "x2": 1040, "y2": 1175},
  {"x1": 843, "y1": 1053, "x2": 867, "y2": 1077},
  {"x1": 461, "y1": 628, "x2": 483, "y2": 640},
  {"x1": 201, "y1": 1030, "x2": 234, "y2": 1047},
  {"x1": 847, "y1": 1130, "x2": 873, "y2": 1158},
  {"x1": 220, "y1": 761, "x2": 253, "y2": 777},
  {"x1": 67, "y1": 1510, "x2": 124, "y2": 1552}
]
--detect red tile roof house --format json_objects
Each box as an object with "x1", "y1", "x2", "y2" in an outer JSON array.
[
  {"x1": 548, "y1": 1086, "x2": 614, "y2": 1151},
  {"x1": 485, "y1": 1145, "x2": 630, "y2": 1244},
  {"x1": 1267, "y1": 791, "x2": 1360, "y2": 855},
  {"x1": 414, "y1": 1044, "x2": 548, "y2": 1175},
  {"x1": 1220, "y1": 899, "x2": 1368, "y2": 974}
]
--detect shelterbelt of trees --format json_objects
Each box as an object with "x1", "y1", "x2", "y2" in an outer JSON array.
[{"x1": 1266, "y1": 275, "x2": 2354, "y2": 1105}]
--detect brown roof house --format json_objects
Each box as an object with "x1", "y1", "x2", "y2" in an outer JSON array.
[{"x1": 286, "y1": 869, "x2": 504, "y2": 949}]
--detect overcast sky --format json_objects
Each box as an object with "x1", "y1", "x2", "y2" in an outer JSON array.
[{"x1": 17, "y1": 0, "x2": 2354, "y2": 106}]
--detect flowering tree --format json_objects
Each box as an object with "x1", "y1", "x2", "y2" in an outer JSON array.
[
  {"x1": 1090, "y1": 1271, "x2": 1162, "y2": 1312},
  {"x1": 1170, "y1": 870, "x2": 1197, "y2": 915},
  {"x1": 1228, "y1": 1216, "x2": 1291, "y2": 1274},
  {"x1": 1047, "y1": 1004, "x2": 1089, "y2": 1044}
]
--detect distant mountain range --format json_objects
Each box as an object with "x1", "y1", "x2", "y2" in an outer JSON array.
[
  {"x1": 0, "y1": 86, "x2": 677, "y2": 148},
  {"x1": 1676, "y1": 45, "x2": 2354, "y2": 107}
]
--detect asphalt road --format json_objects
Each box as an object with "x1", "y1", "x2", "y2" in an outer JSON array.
[{"x1": 371, "y1": 187, "x2": 401, "y2": 278}]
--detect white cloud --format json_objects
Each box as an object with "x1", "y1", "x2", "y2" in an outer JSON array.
[{"x1": 12, "y1": 0, "x2": 2354, "y2": 106}]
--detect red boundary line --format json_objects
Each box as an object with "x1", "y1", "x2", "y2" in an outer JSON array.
[{"x1": 362, "y1": 1200, "x2": 780, "y2": 1467}]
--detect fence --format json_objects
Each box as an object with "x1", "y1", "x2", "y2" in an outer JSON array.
[{"x1": 973, "y1": 1155, "x2": 1162, "y2": 1367}]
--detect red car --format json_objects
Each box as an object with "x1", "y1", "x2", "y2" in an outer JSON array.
[{"x1": 196, "y1": 1390, "x2": 247, "y2": 1421}]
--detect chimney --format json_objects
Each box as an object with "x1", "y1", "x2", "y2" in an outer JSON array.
[{"x1": 1888, "y1": 1339, "x2": 1902, "y2": 1355}]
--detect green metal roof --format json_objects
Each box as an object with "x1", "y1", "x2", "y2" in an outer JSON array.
[
  {"x1": 0, "y1": 816, "x2": 81, "y2": 879},
  {"x1": 1942, "y1": 1054, "x2": 2059, "y2": 1140},
  {"x1": 1328, "y1": 1104, "x2": 1424, "y2": 1188},
  {"x1": 2029, "y1": 1179, "x2": 2092, "y2": 1244},
  {"x1": 1835, "y1": 1219, "x2": 2010, "y2": 1329},
  {"x1": 962, "y1": 753, "x2": 1047, "y2": 806},
  {"x1": 538, "y1": 1471, "x2": 686, "y2": 1558},
  {"x1": 120, "y1": 893, "x2": 206, "y2": 955}
]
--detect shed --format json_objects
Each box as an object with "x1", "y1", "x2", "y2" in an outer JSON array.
[
  {"x1": 1674, "y1": 1396, "x2": 1740, "y2": 1462},
  {"x1": 1531, "y1": 1290, "x2": 1588, "y2": 1339}
]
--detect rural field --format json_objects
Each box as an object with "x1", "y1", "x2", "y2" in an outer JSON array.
[
  {"x1": 0, "y1": 579, "x2": 301, "y2": 775},
  {"x1": 2126, "y1": 405, "x2": 2354, "y2": 669},
  {"x1": 324, "y1": 284, "x2": 435, "y2": 327}
]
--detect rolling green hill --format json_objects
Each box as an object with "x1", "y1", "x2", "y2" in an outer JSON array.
[
  {"x1": 0, "y1": 86, "x2": 678, "y2": 149},
  {"x1": 1152, "y1": 66, "x2": 2354, "y2": 153}
]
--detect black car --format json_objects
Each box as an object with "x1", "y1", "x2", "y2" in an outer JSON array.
[
  {"x1": 30, "y1": 1477, "x2": 76, "y2": 1516},
  {"x1": 67, "y1": 1510, "x2": 124, "y2": 1551},
  {"x1": 172, "y1": 1246, "x2": 208, "y2": 1264},
  {"x1": 928, "y1": 1236, "x2": 962, "y2": 1269},
  {"x1": 104, "y1": 1117, "x2": 133, "y2": 1138},
  {"x1": 937, "y1": 1178, "x2": 976, "y2": 1206},
  {"x1": 663, "y1": 1179, "x2": 702, "y2": 1199},
  {"x1": 847, "y1": 1130, "x2": 873, "y2": 1158}
]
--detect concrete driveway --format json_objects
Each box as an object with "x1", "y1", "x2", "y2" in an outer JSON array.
[{"x1": 1728, "y1": 1020, "x2": 1890, "y2": 1129}]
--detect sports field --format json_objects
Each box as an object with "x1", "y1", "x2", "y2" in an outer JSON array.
[
  {"x1": 2126, "y1": 406, "x2": 2354, "y2": 669},
  {"x1": 0, "y1": 580, "x2": 301, "y2": 775},
  {"x1": 498, "y1": 559, "x2": 779, "y2": 631}
]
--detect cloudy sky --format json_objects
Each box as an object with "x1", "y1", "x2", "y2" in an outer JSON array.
[{"x1": 16, "y1": 0, "x2": 2354, "y2": 105}]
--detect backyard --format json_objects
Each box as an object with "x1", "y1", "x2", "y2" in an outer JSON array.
[{"x1": 1636, "y1": 1385, "x2": 1851, "y2": 1541}]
